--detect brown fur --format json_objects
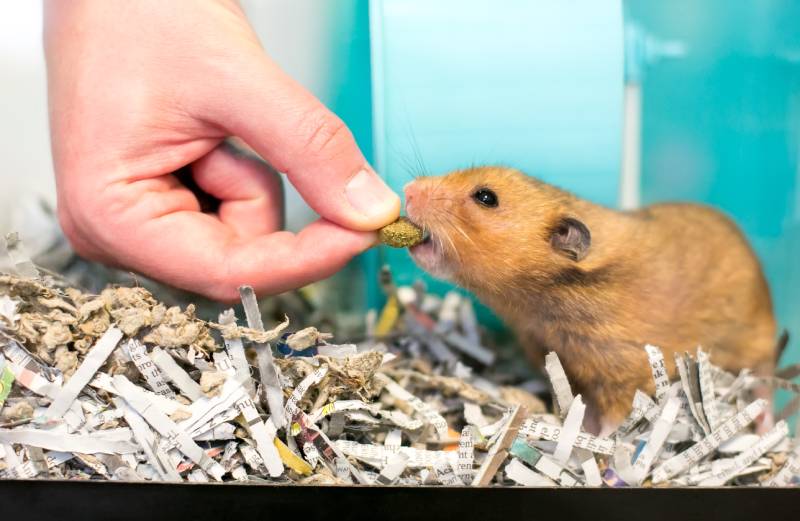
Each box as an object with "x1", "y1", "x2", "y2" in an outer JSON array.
[{"x1": 405, "y1": 167, "x2": 776, "y2": 427}]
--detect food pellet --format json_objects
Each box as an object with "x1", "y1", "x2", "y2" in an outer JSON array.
[{"x1": 379, "y1": 217, "x2": 424, "y2": 248}]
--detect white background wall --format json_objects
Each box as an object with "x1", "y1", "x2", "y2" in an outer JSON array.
[
  {"x1": 0, "y1": 1, "x2": 54, "y2": 233},
  {"x1": 0, "y1": 0, "x2": 331, "y2": 236}
]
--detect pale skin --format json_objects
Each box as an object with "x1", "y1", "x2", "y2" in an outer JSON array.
[{"x1": 44, "y1": 0, "x2": 400, "y2": 301}]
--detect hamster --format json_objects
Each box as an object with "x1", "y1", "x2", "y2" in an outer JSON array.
[{"x1": 404, "y1": 166, "x2": 777, "y2": 433}]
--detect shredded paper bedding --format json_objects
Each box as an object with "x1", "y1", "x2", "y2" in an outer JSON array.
[{"x1": 0, "y1": 236, "x2": 798, "y2": 487}]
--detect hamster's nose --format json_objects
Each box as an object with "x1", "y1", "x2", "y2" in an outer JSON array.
[
  {"x1": 403, "y1": 181, "x2": 424, "y2": 214},
  {"x1": 404, "y1": 180, "x2": 427, "y2": 198},
  {"x1": 403, "y1": 181, "x2": 416, "y2": 198}
]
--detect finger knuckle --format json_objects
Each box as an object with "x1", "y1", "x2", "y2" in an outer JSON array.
[{"x1": 299, "y1": 109, "x2": 351, "y2": 158}]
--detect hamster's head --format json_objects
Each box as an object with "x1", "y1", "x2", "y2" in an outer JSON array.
[{"x1": 404, "y1": 167, "x2": 592, "y2": 295}]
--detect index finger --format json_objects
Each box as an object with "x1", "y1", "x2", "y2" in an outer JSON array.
[
  {"x1": 206, "y1": 55, "x2": 400, "y2": 232},
  {"x1": 113, "y1": 210, "x2": 376, "y2": 301}
]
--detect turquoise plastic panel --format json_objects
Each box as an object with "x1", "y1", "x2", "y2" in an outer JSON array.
[
  {"x1": 293, "y1": 0, "x2": 379, "y2": 314},
  {"x1": 368, "y1": 0, "x2": 624, "y2": 303},
  {"x1": 625, "y1": 1, "x2": 800, "y2": 407},
  {"x1": 314, "y1": 1, "x2": 374, "y2": 165}
]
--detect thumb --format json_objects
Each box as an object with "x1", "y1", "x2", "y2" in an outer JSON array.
[{"x1": 211, "y1": 55, "x2": 400, "y2": 232}]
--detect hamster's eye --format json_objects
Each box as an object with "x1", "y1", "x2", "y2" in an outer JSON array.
[{"x1": 472, "y1": 188, "x2": 498, "y2": 208}]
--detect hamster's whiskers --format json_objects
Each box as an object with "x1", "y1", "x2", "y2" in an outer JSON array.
[
  {"x1": 427, "y1": 175, "x2": 449, "y2": 204},
  {"x1": 446, "y1": 213, "x2": 477, "y2": 249},
  {"x1": 428, "y1": 211, "x2": 462, "y2": 265}
]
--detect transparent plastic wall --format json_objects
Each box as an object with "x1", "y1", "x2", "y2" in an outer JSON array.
[
  {"x1": 368, "y1": 0, "x2": 624, "y2": 318},
  {"x1": 625, "y1": 1, "x2": 800, "y2": 380}
]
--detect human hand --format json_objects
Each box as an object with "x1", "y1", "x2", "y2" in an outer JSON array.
[{"x1": 44, "y1": 0, "x2": 399, "y2": 301}]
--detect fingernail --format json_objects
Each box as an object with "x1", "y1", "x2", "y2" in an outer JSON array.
[{"x1": 345, "y1": 168, "x2": 399, "y2": 222}]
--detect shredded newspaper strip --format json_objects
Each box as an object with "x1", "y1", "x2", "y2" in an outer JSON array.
[{"x1": 0, "y1": 241, "x2": 798, "y2": 487}]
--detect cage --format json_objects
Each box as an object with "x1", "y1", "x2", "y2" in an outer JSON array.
[{"x1": 1, "y1": 1, "x2": 798, "y2": 518}]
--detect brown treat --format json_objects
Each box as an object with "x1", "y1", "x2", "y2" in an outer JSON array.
[
  {"x1": 379, "y1": 217, "x2": 424, "y2": 248},
  {"x1": 404, "y1": 166, "x2": 776, "y2": 434}
]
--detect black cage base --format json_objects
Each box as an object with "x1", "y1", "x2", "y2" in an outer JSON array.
[{"x1": 1, "y1": 479, "x2": 797, "y2": 521}]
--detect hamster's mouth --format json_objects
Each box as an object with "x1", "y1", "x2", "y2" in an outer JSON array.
[
  {"x1": 408, "y1": 229, "x2": 431, "y2": 253},
  {"x1": 408, "y1": 229, "x2": 453, "y2": 280}
]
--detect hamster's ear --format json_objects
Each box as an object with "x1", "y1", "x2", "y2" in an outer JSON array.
[{"x1": 550, "y1": 217, "x2": 591, "y2": 261}]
